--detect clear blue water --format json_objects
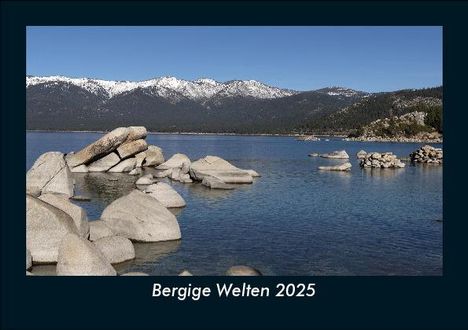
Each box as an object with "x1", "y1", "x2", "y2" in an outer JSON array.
[{"x1": 27, "y1": 132, "x2": 443, "y2": 276}]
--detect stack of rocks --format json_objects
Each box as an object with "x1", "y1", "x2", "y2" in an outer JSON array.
[
  {"x1": 409, "y1": 145, "x2": 443, "y2": 164},
  {"x1": 155, "y1": 153, "x2": 193, "y2": 183},
  {"x1": 65, "y1": 126, "x2": 164, "y2": 174},
  {"x1": 356, "y1": 150, "x2": 367, "y2": 159},
  {"x1": 359, "y1": 152, "x2": 405, "y2": 169}
]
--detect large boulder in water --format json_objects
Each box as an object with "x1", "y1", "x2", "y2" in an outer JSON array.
[
  {"x1": 89, "y1": 220, "x2": 114, "y2": 241},
  {"x1": 93, "y1": 236, "x2": 135, "y2": 264},
  {"x1": 116, "y1": 139, "x2": 148, "y2": 159},
  {"x1": 26, "y1": 152, "x2": 74, "y2": 197},
  {"x1": 101, "y1": 190, "x2": 181, "y2": 242},
  {"x1": 108, "y1": 157, "x2": 137, "y2": 173},
  {"x1": 26, "y1": 195, "x2": 79, "y2": 263},
  {"x1": 143, "y1": 145, "x2": 165, "y2": 166},
  {"x1": 38, "y1": 193, "x2": 90, "y2": 238},
  {"x1": 190, "y1": 156, "x2": 253, "y2": 184},
  {"x1": 320, "y1": 150, "x2": 349, "y2": 159},
  {"x1": 66, "y1": 127, "x2": 130, "y2": 167},
  {"x1": 56, "y1": 233, "x2": 116, "y2": 276},
  {"x1": 87, "y1": 152, "x2": 121, "y2": 172},
  {"x1": 144, "y1": 182, "x2": 186, "y2": 208},
  {"x1": 156, "y1": 153, "x2": 190, "y2": 170}
]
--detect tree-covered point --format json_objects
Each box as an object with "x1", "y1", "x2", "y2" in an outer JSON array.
[{"x1": 301, "y1": 87, "x2": 442, "y2": 134}]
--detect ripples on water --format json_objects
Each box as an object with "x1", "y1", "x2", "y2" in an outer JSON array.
[{"x1": 27, "y1": 132, "x2": 443, "y2": 276}]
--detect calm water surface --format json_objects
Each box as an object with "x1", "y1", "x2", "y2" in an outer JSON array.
[{"x1": 27, "y1": 132, "x2": 443, "y2": 276}]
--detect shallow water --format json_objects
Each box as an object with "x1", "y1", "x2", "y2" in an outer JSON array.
[{"x1": 27, "y1": 132, "x2": 443, "y2": 276}]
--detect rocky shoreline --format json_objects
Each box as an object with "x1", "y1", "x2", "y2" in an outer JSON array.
[
  {"x1": 344, "y1": 135, "x2": 443, "y2": 143},
  {"x1": 26, "y1": 126, "x2": 262, "y2": 276},
  {"x1": 343, "y1": 111, "x2": 443, "y2": 143}
]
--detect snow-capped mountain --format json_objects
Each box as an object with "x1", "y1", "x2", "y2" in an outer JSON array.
[
  {"x1": 26, "y1": 75, "x2": 297, "y2": 101},
  {"x1": 26, "y1": 74, "x2": 376, "y2": 133}
]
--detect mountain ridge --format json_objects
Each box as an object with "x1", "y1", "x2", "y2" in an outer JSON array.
[{"x1": 26, "y1": 75, "x2": 442, "y2": 135}]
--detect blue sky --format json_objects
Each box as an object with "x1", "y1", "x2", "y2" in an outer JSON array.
[{"x1": 26, "y1": 26, "x2": 442, "y2": 92}]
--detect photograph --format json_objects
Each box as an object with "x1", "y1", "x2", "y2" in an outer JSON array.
[{"x1": 25, "y1": 26, "x2": 443, "y2": 277}]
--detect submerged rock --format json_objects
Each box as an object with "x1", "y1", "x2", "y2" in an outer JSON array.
[
  {"x1": 320, "y1": 150, "x2": 349, "y2": 159},
  {"x1": 244, "y1": 169, "x2": 261, "y2": 177},
  {"x1": 70, "y1": 195, "x2": 91, "y2": 201},
  {"x1": 57, "y1": 233, "x2": 116, "y2": 276},
  {"x1": 38, "y1": 193, "x2": 90, "y2": 238},
  {"x1": 93, "y1": 236, "x2": 135, "y2": 264},
  {"x1": 308, "y1": 153, "x2": 319, "y2": 157},
  {"x1": 318, "y1": 162, "x2": 352, "y2": 171},
  {"x1": 226, "y1": 265, "x2": 262, "y2": 276},
  {"x1": 66, "y1": 127, "x2": 130, "y2": 167},
  {"x1": 26, "y1": 151, "x2": 74, "y2": 197},
  {"x1": 190, "y1": 155, "x2": 254, "y2": 184},
  {"x1": 101, "y1": 190, "x2": 181, "y2": 242},
  {"x1": 27, "y1": 195, "x2": 79, "y2": 263},
  {"x1": 144, "y1": 182, "x2": 186, "y2": 208},
  {"x1": 201, "y1": 176, "x2": 234, "y2": 190},
  {"x1": 87, "y1": 152, "x2": 120, "y2": 172}
]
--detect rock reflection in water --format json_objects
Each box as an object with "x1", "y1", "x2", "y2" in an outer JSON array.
[
  {"x1": 185, "y1": 181, "x2": 237, "y2": 201},
  {"x1": 361, "y1": 168, "x2": 404, "y2": 178},
  {"x1": 114, "y1": 240, "x2": 181, "y2": 274},
  {"x1": 73, "y1": 173, "x2": 136, "y2": 207}
]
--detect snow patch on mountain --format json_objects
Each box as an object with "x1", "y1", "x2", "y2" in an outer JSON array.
[{"x1": 316, "y1": 87, "x2": 368, "y2": 98}]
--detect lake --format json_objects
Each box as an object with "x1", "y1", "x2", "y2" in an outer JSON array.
[{"x1": 27, "y1": 132, "x2": 443, "y2": 276}]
